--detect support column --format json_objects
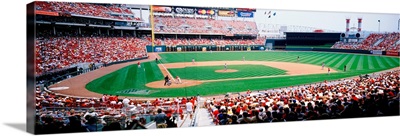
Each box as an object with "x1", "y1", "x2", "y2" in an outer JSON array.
[
  {"x1": 140, "y1": 8, "x2": 143, "y2": 20},
  {"x1": 53, "y1": 26, "x2": 56, "y2": 35}
]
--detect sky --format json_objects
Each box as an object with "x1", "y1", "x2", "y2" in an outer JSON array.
[{"x1": 253, "y1": 9, "x2": 400, "y2": 33}]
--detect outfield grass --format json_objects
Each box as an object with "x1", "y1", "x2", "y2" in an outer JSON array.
[
  {"x1": 86, "y1": 61, "x2": 164, "y2": 95},
  {"x1": 285, "y1": 44, "x2": 334, "y2": 49},
  {"x1": 168, "y1": 65, "x2": 287, "y2": 80},
  {"x1": 86, "y1": 51, "x2": 400, "y2": 97}
]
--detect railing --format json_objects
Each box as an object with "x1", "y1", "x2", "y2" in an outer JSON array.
[{"x1": 189, "y1": 96, "x2": 201, "y2": 127}]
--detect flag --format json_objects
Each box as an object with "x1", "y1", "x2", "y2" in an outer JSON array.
[{"x1": 273, "y1": 12, "x2": 276, "y2": 16}]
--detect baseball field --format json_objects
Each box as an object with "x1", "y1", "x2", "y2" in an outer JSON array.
[{"x1": 79, "y1": 51, "x2": 400, "y2": 98}]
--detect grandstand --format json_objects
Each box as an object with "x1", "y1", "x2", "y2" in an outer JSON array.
[
  {"x1": 32, "y1": 3, "x2": 399, "y2": 135},
  {"x1": 152, "y1": 7, "x2": 263, "y2": 48},
  {"x1": 34, "y1": 2, "x2": 156, "y2": 133},
  {"x1": 35, "y1": 2, "x2": 151, "y2": 76},
  {"x1": 332, "y1": 32, "x2": 400, "y2": 52}
]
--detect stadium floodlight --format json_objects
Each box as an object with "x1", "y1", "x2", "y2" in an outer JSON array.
[{"x1": 378, "y1": 20, "x2": 381, "y2": 33}]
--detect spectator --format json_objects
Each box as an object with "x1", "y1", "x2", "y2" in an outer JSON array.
[{"x1": 154, "y1": 108, "x2": 167, "y2": 128}]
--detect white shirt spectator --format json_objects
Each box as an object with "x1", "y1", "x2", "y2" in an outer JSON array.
[
  {"x1": 186, "y1": 102, "x2": 193, "y2": 112},
  {"x1": 123, "y1": 98, "x2": 130, "y2": 105}
]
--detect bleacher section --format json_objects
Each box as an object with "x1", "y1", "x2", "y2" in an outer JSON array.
[
  {"x1": 35, "y1": 1, "x2": 141, "y2": 21},
  {"x1": 154, "y1": 16, "x2": 258, "y2": 35},
  {"x1": 332, "y1": 32, "x2": 400, "y2": 51}
]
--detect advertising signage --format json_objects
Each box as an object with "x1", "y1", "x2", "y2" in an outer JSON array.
[
  {"x1": 35, "y1": 10, "x2": 59, "y2": 16},
  {"x1": 237, "y1": 11, "x2": 254, "y2": 17},
  {"x1": 218, "y1": 10, "x2": 235, "y2": 17},
  {"x1": 174, "y1": 7, "x2": 196, "y2": 14},
  {"x1": 197, "y1": 9, "x2": 216, "y2": 15},
  {"x1": 152, "y1": 6, "x2": 172, "y2": 13}
]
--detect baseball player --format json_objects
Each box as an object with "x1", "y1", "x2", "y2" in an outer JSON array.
[
  {"x1": 137, "y1": 61, "x2": 141, "y2": 68},
  {"x1": 192, "y1": 58, "x2": 195, "y2": 65},
  {"x1": 243, "y1": 56, "x2": 245, "y2": 61},
  {"x1": 224, "y1": 63, "x2": 227, "y2": 71},
  {"x1": 176, "y1": 76, "x2": 182, "y2": 84},
  {"x1": 322, "y1": 62, "x2": 325, "y2": 70},
  {"x1": 344, "y1": 65, "x2": 347, "y2": 72},
  {"x1": 328, "y1": 68, "x2": 331, "y2": 75},
  {"x1": 297, "y1": 56, "x2": 300, "y2": 62}
]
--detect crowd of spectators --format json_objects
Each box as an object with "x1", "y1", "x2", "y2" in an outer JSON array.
[
  {"x1": 35, "y1": 35, "x2": 150, "y2": 75},
  {"x1": 332, "y1": 32, "x2": 399, "y2": 51},
  {"x1": 35, "y1": 1, "x2": 141, "y2": 21},
  {"x1": 331, "y1": 42, "x2": 361, "y2": 50},
  {"x1": 376, "y1": 32, "x2": 400, "y2": 51},
  {"x1": 35, "y1": 84, "x2": 198, "y2": 134},
  {"x1": 156, "y1": 37, "x2": 266, "y2": 46},
  {"x1": 154, "y1": 16, "x2": 258, "y2": 35},
  {"x1": 206, "y1": 70, "x2": 399, "y2": 125}
]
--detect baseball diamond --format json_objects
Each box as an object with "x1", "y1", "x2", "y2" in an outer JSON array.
[
  {"x1": 32, "y1": 2, "x2": 400, "y2": 133},
  {"x1": 48, "y1": 51, "x2": 400, "y2": 98}
]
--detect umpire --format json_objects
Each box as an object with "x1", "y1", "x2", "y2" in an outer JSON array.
[{"x1": 164, "y1": 75, "x2": 169, "y2": 86}]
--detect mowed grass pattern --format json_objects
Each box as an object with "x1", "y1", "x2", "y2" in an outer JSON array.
[
  {"x1": 86, "y1": 61, "x2": 164, "y2": 95},
  {"x1": 168, "y1": 65, "x2": 287, "y2": 80},
  {"x1": 86, "y1": 51, "x2": 400, "y2": 97}
]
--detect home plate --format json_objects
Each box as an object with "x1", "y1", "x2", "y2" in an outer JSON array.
[{"x1": 49, "y1": 87, "x2": 70, "y2": 91}]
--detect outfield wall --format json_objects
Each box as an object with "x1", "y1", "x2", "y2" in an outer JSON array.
[
  {"x1": 104, "y1": 57, "x2": 149, "y2": 67},
  {"x1": 147, "y1": 45, "x2": 266, "y2": 52},
  {"x1": 147, "y1": 44, "x2": 399, "y2": 57}
]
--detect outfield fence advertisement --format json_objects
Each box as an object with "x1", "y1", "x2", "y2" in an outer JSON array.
[
  {"x1": 371, "y1": 50, "x2": 383, "y2": 55},
  {"x1": 385, "y1": 51, "x2": 399, "y2": 56}
]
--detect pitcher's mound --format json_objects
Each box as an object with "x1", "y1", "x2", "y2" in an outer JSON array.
[
  {"x1": 146, "y1": 79, "x2": 202, "y2": 88},
  {"x1": 215, "y1": 69, "x2": 238, "y2": 73}
]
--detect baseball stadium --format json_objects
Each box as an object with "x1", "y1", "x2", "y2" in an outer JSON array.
[{"x1": 33, "y1": 1, "x2": 400, "y2": 134}]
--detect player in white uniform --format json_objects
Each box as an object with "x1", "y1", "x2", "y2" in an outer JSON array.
[
  {"x1": 176, "y1": 76, "x2": 182, "y2": 84},
  {"x1": 224, "y1": 63, "x2": 227, "y2": 71}
]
